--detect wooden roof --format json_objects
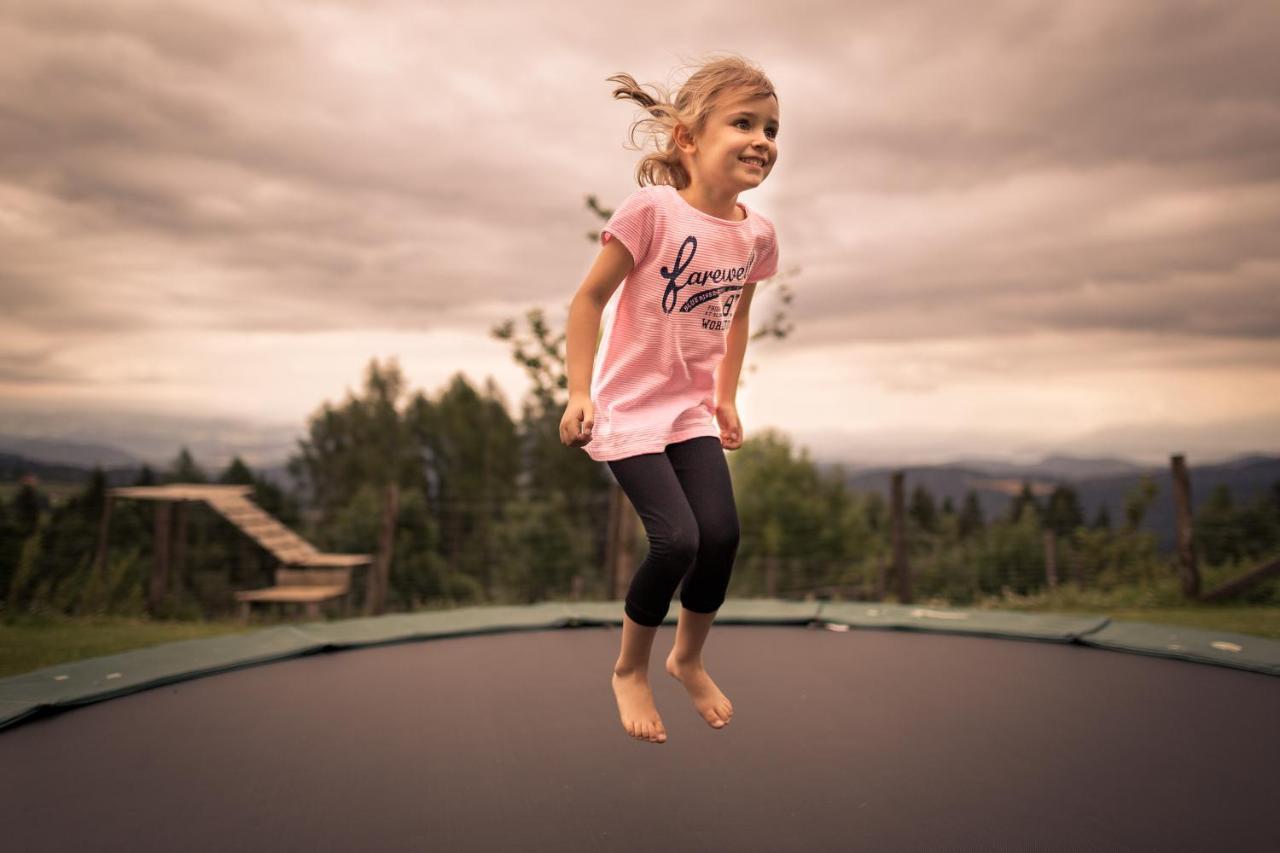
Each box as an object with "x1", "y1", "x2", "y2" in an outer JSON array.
[{"x1": 110, "y1": 484, "x2": 254, "y2": 501}]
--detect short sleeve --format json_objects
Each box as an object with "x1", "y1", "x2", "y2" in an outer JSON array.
[
  {"x1": 747, "y1": 221, "x2": 778, "y2": 283},
  {"x1": 600, "y1": 188, "x2": 655, "y2": 267}
]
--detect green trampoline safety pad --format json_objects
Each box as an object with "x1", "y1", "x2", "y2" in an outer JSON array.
[
  {"x1": 1080, "y1": 619, "x2": 1280, "y2": 676},
  {"x1": 815, "y1": 601, "x2": 1110, "y2": 640},
  {"x1": 1, "y1": 599, "x2": 1276, "y2": 733}
]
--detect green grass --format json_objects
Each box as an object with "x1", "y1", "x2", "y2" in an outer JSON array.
[
  {"x1": 0, "y1": 614, "x2": 258, "y2": 680},
  {"x1": 1006, "y1": 604, "x2": 1280, "y2": 639},
  {"x1": 1, "y1": 600, "x2": 1276, "y2": 681}
]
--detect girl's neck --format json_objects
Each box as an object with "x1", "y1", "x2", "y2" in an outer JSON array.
[{"x1": 676, "y1": 184, "x2": 745, "y2": 222}]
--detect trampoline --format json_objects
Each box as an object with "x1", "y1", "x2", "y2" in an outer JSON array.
[{"x1": 2, "y1": 599, "x2": 1277, "y2": 852}]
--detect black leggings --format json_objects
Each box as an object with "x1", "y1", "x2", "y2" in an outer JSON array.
[{"x1": 606, "y1": 435, "x2": 740, "y2": 627}]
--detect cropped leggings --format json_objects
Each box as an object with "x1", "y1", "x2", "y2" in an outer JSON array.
[{"x1": 606, "y1": 435, "x2": 740, "y2": 627}]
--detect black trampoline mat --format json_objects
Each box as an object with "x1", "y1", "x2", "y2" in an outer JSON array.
[{"x1": 2, "y1": 625, "x2": 1277, "y2": 852}]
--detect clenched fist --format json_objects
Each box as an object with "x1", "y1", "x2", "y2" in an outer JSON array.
[{"x1": 560, "y1": 393, "x2": 595, "y2": 447}]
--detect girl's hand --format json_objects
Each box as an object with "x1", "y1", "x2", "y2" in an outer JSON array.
[
  {"x1": 560, "y1": 394, "x2": 594, "y2": 447},
  {"x1": 714, "y1": 401, "x2": 744, "y2": 450}
]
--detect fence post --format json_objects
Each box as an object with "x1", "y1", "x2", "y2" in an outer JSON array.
[
  {"x1": 891, "y1": 470, "x2": 912, "y2": 604},
  {"x1": 604, "y1": 481, "x2": 622, "y2": 600},
  {"x1": 606, "y1": 483, "x2": 638, "y2": 607},
  {"x1": 365, "y1": 482, "x2": 399, "y2": 616},
  {"x1": 148, "y1": 500, "x2": 172, "y2": 616},
  {"x1": 84, "y1": 494, "x2": 113, "y2": 616},
  {"x1": 1043, "y1": 529, "x2": 1057, "y2": 589},
  {"x1": 1170, "y1": 454, "x2": 1201, "y2": 599}
]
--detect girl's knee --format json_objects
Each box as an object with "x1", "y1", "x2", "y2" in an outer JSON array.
[
  {"x1": 652, "y1": 525, "x2": 699, "y2": 564},
  {"x1": 700, "y1": 518, "x2": 740, "y2": 554}
]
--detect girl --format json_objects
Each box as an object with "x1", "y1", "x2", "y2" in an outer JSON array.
[{"x1": 558, "y1": 55, "x2": 781, "y2": 745}]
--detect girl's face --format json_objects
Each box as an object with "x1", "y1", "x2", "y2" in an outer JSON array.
[{"x1": 678, "y1": 92, "x2": 779, "y2": 191}]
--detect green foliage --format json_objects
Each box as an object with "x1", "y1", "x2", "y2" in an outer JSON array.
[
  {"x1": 958, "y1": 490, "x2": 984, "y2": 539},
  {"x1": 490, "y1": 492, "x2": 594, "y2": 605},
  {"x1": 728, "y1": 429, "x2": 877, "y2": 596},
  {"x1": 1124, "y1": 475, "x2": 1158, "y2": 530},
  {"x1": 1044, "y1": 484, "x2": 1084, "y2": 535},
  {"x1": 908, "y1": 484, "x2": 938, "y2": 534},
  {"x1": 5, "y1": 316, "x2": 1278, "y2": 625},
  {"x1": 1007, "y1": 481, "x2": 1039, "y2": 524}
]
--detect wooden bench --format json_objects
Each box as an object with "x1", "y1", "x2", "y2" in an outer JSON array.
[{"x1": 234, "y1": 567, "x2": 355, "y2": 622}]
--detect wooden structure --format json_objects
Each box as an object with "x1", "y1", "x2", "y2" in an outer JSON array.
[
  {"x1": 97, "y1": 484, "x2": 371, "y2": 621},
  {"x1": 1170, "y1": 453, "x2": 1280, "y2": 602},
  {"x1": 603, "y1": 481, "x2": 639, "y2": 600}
]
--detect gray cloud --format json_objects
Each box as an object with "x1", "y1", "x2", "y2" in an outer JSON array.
[{"x1": 0, "y1": 0, "x2": 1278, "y2": 419}]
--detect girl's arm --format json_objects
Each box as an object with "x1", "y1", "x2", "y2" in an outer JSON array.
[
  {"x1": 714, "y1": 282, "x2": 759, "y2": 407},
  {"x1": 567, "y1": 239, "x2": 635, "y2": 398}
]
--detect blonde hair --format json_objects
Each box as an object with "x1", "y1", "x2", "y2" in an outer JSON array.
[{"x1": 607, "y1": 53, "x2": 777, "y2": 190}]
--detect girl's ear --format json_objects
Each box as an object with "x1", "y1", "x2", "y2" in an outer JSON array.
[{"x1": 673, "y1": 122, "x2": 694, "y2": 154}]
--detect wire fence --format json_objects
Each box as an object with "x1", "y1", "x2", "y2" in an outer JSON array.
[{"x1": 4, "y1": 470, "x2": 1278, "y2": 624}]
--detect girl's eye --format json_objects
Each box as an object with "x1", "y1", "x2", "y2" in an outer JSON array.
[{"x1": 735, "y1": 119, "x2": 777, "y2": 138}]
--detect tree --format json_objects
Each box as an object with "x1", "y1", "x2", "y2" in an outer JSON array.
[
  {"x1": 11, "y1": 481, "x2": 45, "y2": 536},
  {"x1": 1044, "y1": 484, "x2": 1085, "y2": 536},
  {"x1": 1123, "y1": 475, "x2": 1159, "y2": 531},
  {"x1": 288, "y1": 357, "x2": 421, "y2": 523},
  {"x1": 1196, "y1": 484, "x2": 1240, "y2": 566},
  {"x1": 167, "y1": 447, "x2": 207, "y2": 483},
  {"x1": 1008, "y1": 481, "x2": 1039, "y2": 524},
  {"x1": 958, "y1": 491, "x2": 985, "y2": 539},
  {"x1": 908, "y1": 483, "x2": 938, "y2": 534},
  {"x1": 405, "y1": 373, "x2": 521, "y2": 593}
]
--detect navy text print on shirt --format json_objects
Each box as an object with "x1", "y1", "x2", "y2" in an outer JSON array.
[{"x1": 659, "y1": 235, "x2": 755, "y2": 315}]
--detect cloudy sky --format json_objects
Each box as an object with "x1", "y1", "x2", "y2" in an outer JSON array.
[{"x1": 2, "y1": 0, "x2": 1278, "y2": 467}]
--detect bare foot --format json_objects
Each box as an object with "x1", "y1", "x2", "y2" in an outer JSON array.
[
  {"x1": 611, "y1": 668, "x2": 667, "y2": 743},
  {"x1": 665, "y1": 654, "x2": 734, "y2": 729}
]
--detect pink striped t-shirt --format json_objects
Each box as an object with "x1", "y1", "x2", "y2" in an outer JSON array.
[{"x1": 583, "y1": 183, "x2": 779, "y2": 462}]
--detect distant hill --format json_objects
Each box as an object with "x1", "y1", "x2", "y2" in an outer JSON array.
[
  {"x1": 0, "y1": 425, "x2": 302, "y2": 488},
  {"x1": 0, "y1": 435, "x2": 144, "y2": 469},
  {"x1": 946, "y1": 454, "x2": 1146, "y2": 480},
  {"x1": 824, "y1": 453, "x2": 1280, "y2": 553}
]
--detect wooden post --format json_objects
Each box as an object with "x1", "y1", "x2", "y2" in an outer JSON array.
[
  {"x1": 92, "y1": 493, "x2": 113, "y2": 574},
  {"x1": 614, "y1": 494, "x2": 638, "y2": 604},
  {"x1": 79, "y1": 493, "x2": 114, "y2": 617},
  {"x1": 1170, "y1": 454, "x2": 1200, "y2": 598},
  {"x1": 604, "y1": 481, "x2": 623, "y2": 599},
  {"x1": 365, "y1": 482, "x2": 399, "y2": 616},
  {"x1": 235, "y1": 536, "x2": 254, "y2": 584},
  {"x1": 1043, "y1": 529, "x2": 1058, "y2": 589},
  {"x1": 149, "y1": 500, "x2": 172, "y2": 616},
  {"x1": 172, "y1": 500, "x2": 188, "y2": 590},
  {"x1": 765, "y1": 554, "x2": 778, "y2": 598},
  {"x1": 891, "y1": 471, "x2": 911, "y2": 604}
]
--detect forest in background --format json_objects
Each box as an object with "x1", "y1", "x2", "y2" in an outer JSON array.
[{"x1": 4, "y1": 355, "x2": 1278, "y2": 622}]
